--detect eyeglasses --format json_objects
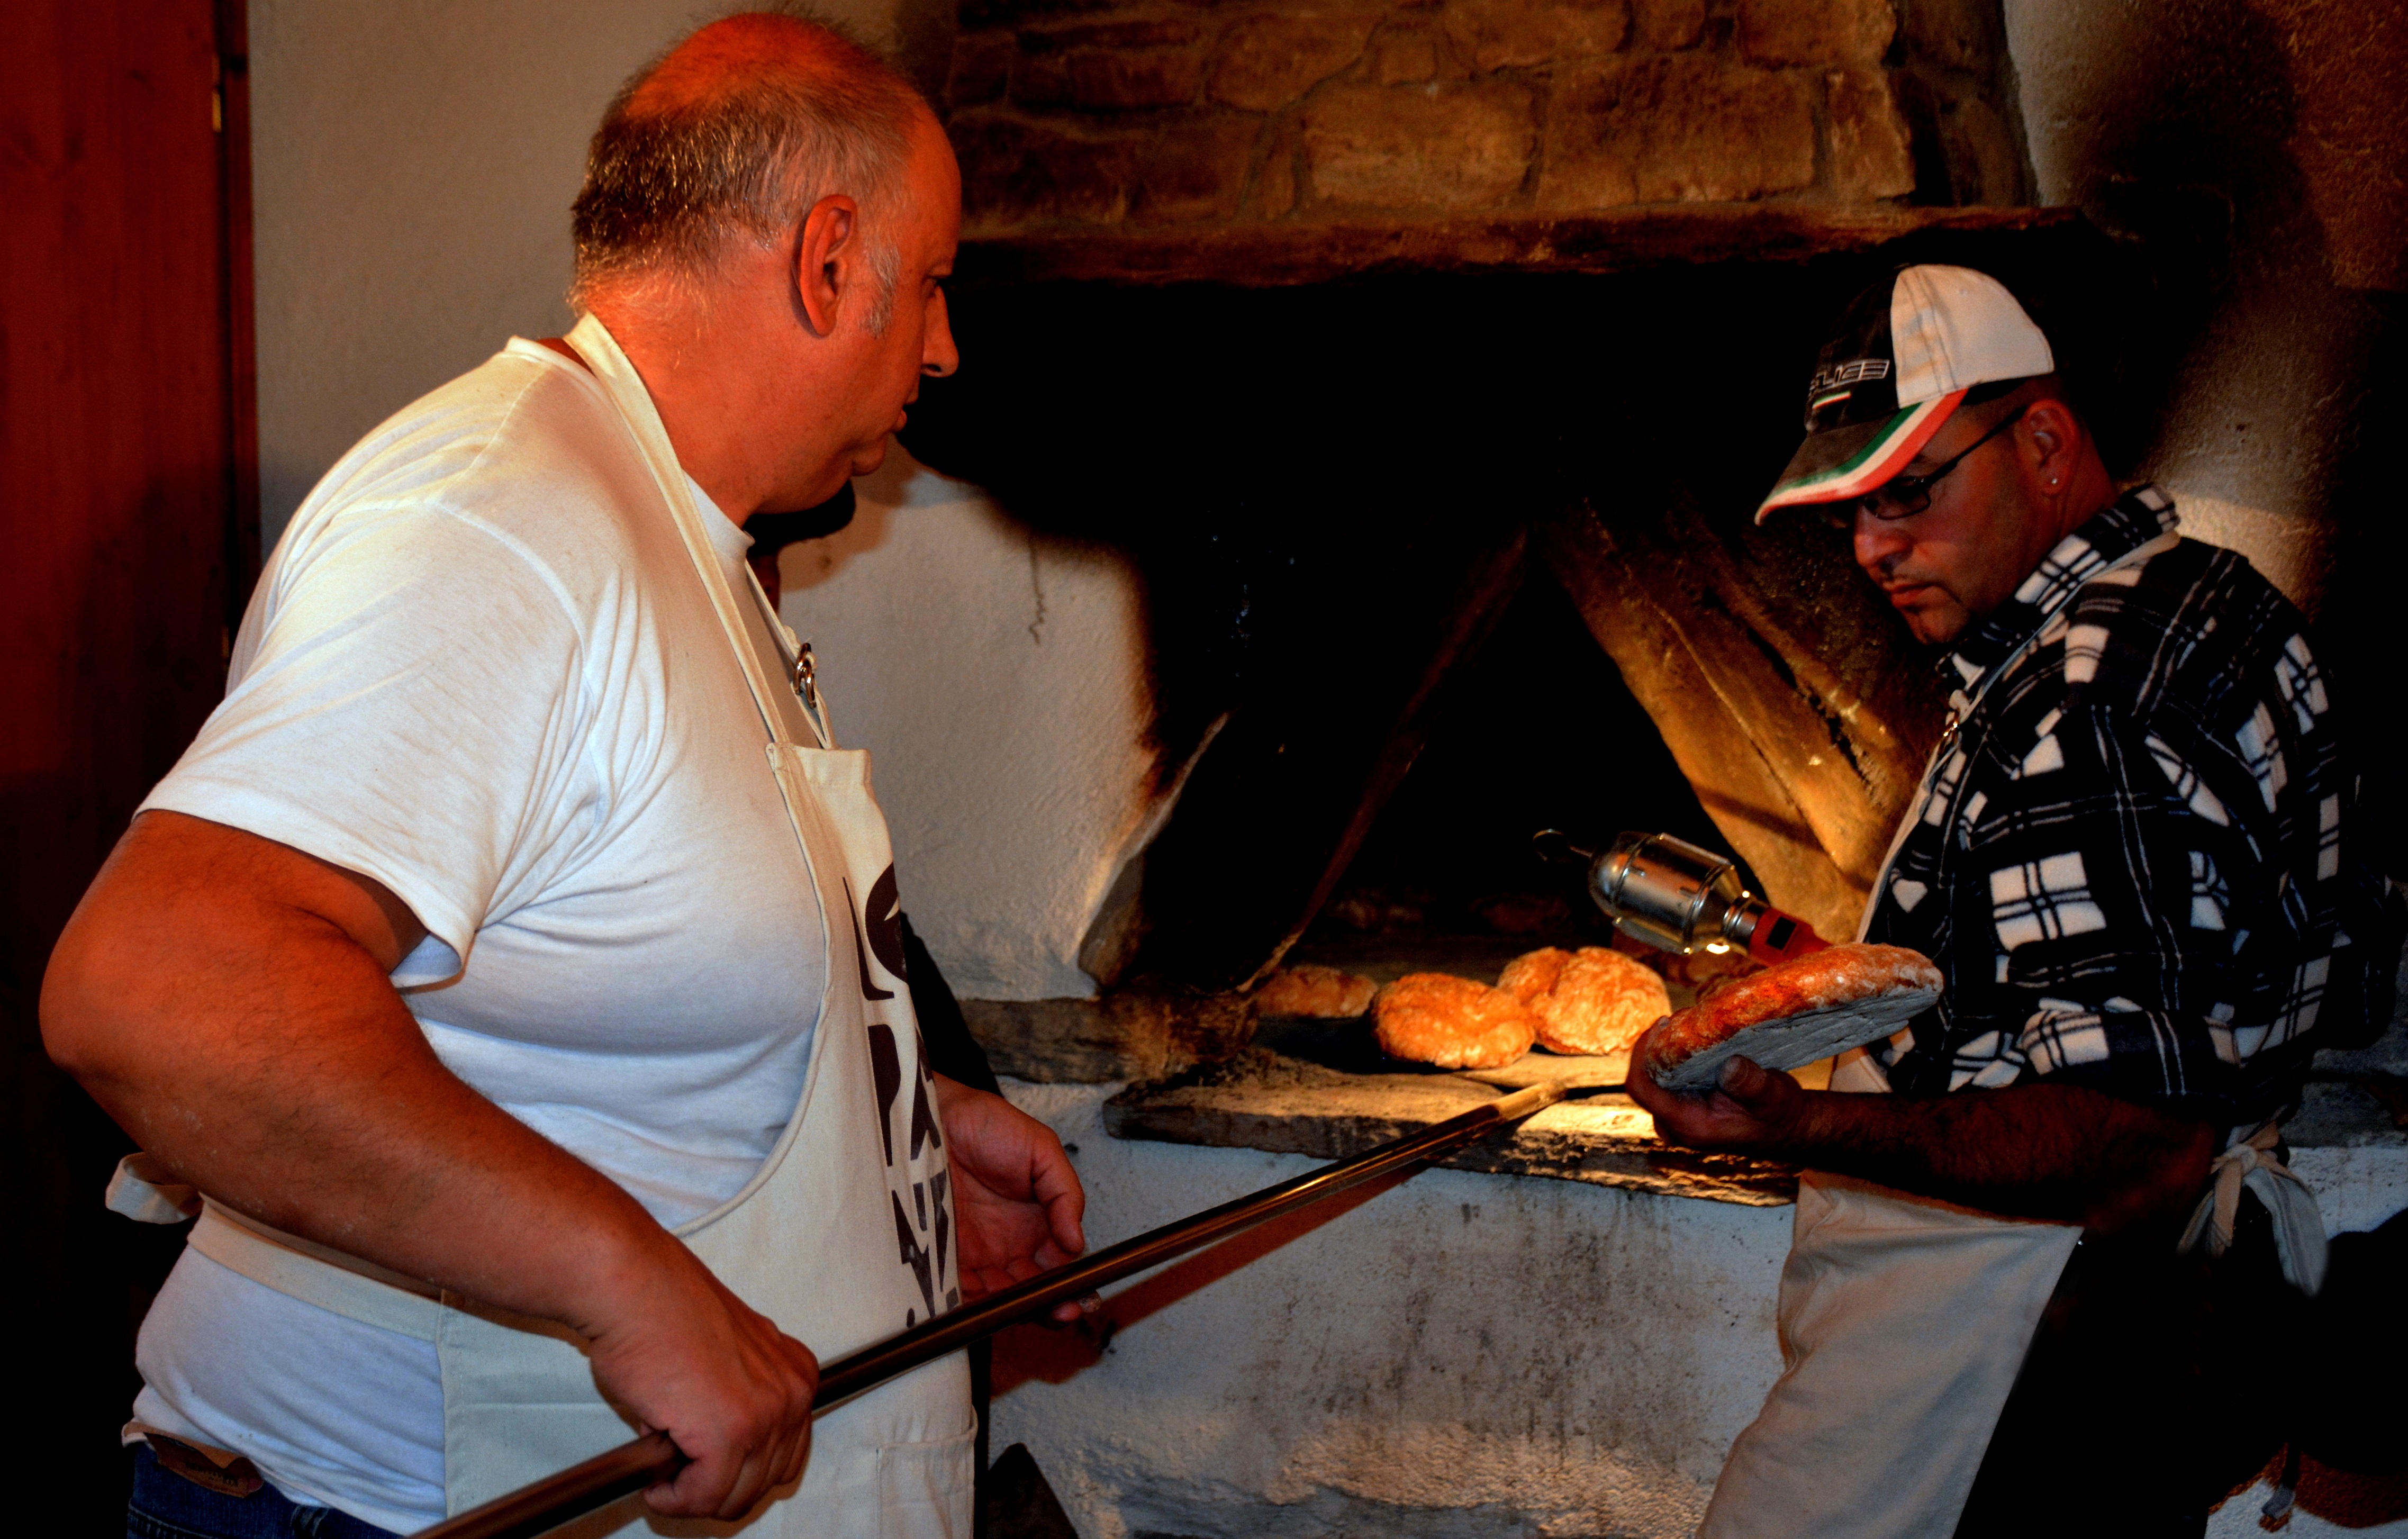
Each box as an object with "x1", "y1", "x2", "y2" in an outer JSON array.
[{"x1": 1817, "y1": 404, "x2": 2029, "y2": 529}]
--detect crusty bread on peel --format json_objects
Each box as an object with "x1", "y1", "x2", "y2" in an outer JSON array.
[
  {"x1": 1638, "y1": 943, "x2": 1940, "y2": 1091},
  {"x1": 1500, "y1": 946, "x2": 1670, "y2": 1056},
  {"x1": 1256, "y1": 963, "x2": 1379, "y2": 1019},
  {"x1": 1373, "y1": 973, "x2": 1538, "y2": 1070}
]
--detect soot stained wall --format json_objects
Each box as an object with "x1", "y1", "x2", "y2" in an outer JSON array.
[{"x1": 2004, "y1": 0, "x2": 2407, "y2": 874}]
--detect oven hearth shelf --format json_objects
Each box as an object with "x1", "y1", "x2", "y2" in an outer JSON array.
[
  {"x1": 964, "y1": 994, "x2": 2408, "y2": 1211},
  {"x1": 1105, "y1": 1047, "x2": 1800, "y2": 1206}
]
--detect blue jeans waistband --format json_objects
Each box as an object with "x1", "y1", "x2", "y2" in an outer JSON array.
[{"x1": 127, "y1": 1444, "x2": 402, "y2": 1539}]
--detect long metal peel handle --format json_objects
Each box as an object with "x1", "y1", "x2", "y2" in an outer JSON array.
[
  {"x1": 410, "y1": 1429, "x2": 682, "y2": 1539},
  {"x1": 412, "y1": 1079, "x2": 1570, "y2": 1539}
]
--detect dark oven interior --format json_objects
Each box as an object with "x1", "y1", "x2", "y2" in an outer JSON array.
[{"x1": 895, "y1": 222, "x2": 2118, "y2": 1009}]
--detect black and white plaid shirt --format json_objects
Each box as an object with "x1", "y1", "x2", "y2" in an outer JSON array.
[{"x1": 1862, "y1": 485, "x2": 2394, "y2": 1134}]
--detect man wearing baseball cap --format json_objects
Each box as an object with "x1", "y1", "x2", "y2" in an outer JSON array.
[{"x1": 1628, "y1": 265, "x2": 2396, "y2": 1536}]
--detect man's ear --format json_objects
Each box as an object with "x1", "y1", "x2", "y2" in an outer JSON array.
[
  {"x1": 795, "y1": 194, "x2": 859, "y2": 338},
  {"x1": 2020, "y1": 397, "x2": 2082, "y2": 488}
]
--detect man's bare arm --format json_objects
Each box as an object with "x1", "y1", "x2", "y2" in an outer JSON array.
[
  {"x1": 42, "y1": 810, "x2": 814, "y2": 1519},
  {"x1": 1626, "y1": 1055, "x2": 2214, "y2": 1232}
]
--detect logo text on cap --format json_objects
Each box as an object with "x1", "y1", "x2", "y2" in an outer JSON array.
[{"x1": 1808, "y1": 358, "x2": 1891, "y2": 402}]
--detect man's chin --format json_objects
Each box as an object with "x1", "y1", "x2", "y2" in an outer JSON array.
[
  {"x1": 1889, "y1": 588, "x2": 1970, "y2": 646},
  {"x1": 1903, "y1": 607, "x2": 1971, "y2": 646},
  {"x1": 848, "y1": 438, "x2": 893, "y2": 479}
]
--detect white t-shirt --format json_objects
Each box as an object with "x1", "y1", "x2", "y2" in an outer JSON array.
[{"x1": 130, "y1": 340, "x2": 828, "y2": 1532}]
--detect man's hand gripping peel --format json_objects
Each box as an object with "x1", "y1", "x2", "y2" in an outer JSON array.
[
  {"x1": 1625, "y1": 1046, "x2": 1803, "y2": 1148},
  {"x1": 579, "y1": 1239, "x2": 821, "y2": 1518},
  {"x1": 1624, "y1": 1017, "x2": 2213, "y2": 1234},
  {"x1": 604, "y1": 1078, "x2": 1092, "y2": 1516},
  {"x1": 934, "y1": 1078, "x2": 1090, "y2": 1321}
]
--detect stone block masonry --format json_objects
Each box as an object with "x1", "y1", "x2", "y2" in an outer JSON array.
[
  {"x1": 1303, "y1": 81, "x2": 1540, "y2": 208},
  {"x1": 947, "y1": 0, "x2": 2002, "y2": 233}
]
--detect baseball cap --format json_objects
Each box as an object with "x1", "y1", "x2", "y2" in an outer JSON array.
[{"x1": 1755, "y1": 265, "x2": 2054, "y2": 522}]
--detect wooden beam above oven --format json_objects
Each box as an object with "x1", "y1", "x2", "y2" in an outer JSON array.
[{"x1": 954, "y1": 204, "x2": 2081, "y2": 289}]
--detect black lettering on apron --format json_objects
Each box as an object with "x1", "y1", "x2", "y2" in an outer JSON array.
[
  {"x1": 890, "y1": 1191, "x2": 938, "y2": 1320},
  {"x1": 845, "y1": 876, "x2": 896, "y2": 1002},
  {"x1": 869, "y1": 1025, "x2": 901, "y2": 1166},
  {"x1": 862, "y1": 866, "x2": 909, "y2": 982}
]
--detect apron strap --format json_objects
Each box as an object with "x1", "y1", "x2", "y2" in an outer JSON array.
[
  {"x1": 105, "y1": 1161, "x2": 448, "y2": 1339},
  {"x1": 560, "y1": 313, "x2": 830, "y2": 750},
  {"x1": 186, "y1": 1200, "x2": 446, "y2": 1341},
  {"x1": 106, "y1": 1152, "x2": 201, "y2": 1224},
  {"x1": 2177, "y1": 1121, "x2": 2329, "y2": 1294}
]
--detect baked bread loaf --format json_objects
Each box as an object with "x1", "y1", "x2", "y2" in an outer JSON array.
[
  {"x1": 1638, "y1": 942, "x2": 1940, "y2": 1091},
  {"x1": 1255, "y1": 964, "x2": 1379, "y2": 1019},
  {"x1": 1496, "y1": 946, "x2": 1569, "y2": 1004},
  {"x1": 1372, "y1": 973, "x2": 1538, "y2": 1070},
  {"x1": 1499, "y1": 946, "x2": 1669, "y2": 1056}
]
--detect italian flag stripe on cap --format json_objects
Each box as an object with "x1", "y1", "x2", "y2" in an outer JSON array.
[{"x1": 1754, "y1": 390, "x2": 1968, "y2": 522}]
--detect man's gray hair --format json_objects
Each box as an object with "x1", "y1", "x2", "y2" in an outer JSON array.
[{"x1": 569, "y1": 12, "x2": 925, "y2": 327}]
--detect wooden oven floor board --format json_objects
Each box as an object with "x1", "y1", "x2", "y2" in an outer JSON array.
[
  {"x1": 1106, "y1": 1050, "x2": 1797, "y2": 1206},
  {"x1": 1459, "y1": 1051, "x2": 1630, "y2": 1091}
]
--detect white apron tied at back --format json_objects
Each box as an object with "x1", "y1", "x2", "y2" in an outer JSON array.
[
  {"x1": 120, "y1": 312, "x2": 973, "y2": 1538},
  {"x1": 1698, "y1": 531, "x2": 2187, "y2": 1539}
]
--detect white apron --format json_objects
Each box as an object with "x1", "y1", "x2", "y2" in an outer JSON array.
[
  {"x1": 115, "y1": 312, "x2": 972, "y2": 1537},
  {"x1": 1695, "y1": 538, "x2": 2184, "y2": 1539},
  {"x1": 1695, "y1": 1172, "x2": 2078, "y2": 1539}
]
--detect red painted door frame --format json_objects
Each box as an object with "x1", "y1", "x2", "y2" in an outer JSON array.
[{"x1": 2, "y1": 0, "x2": 258, "y2": 1520}]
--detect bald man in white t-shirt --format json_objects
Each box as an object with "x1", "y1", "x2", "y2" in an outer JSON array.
[{"x1": 43, "y1": 16, "x2": 1083, "y2": 1537}]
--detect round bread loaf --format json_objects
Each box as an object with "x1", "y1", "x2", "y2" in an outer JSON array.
[
  {"x1": 1372, "y1": 973, "x2": 1538, "y2": 1070},
  {"x1": 1255, "y1": 963, "x2": 1379, "y2": 1019},
  {"x1": 1500, "y1": 946, "x2": 1669, "y2": 1055},
  {"x1": 1638, "y1": 942, "x2": 1941, "y2": 1091},
  {"x1": 1497, "y1": 947, "x2": 1569, "y2": 1004}
]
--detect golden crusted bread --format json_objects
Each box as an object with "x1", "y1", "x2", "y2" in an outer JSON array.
[
  {"x1": 1497, "y1": 947, "x2": 1570, "y2": 1004},
  {"x1": 1500, "y1": 946, "x2": 1670, "y2": 1056},
  {"x1": 1638, "y1": 942, "x2": 1941, "y2": 1091},
  {"x1": 1372, "y1": 973, "x2": 1538, "y2": 1070},
  {"x1": 1255, "y1": 964, "x2": 1379, "y2": 1019}
]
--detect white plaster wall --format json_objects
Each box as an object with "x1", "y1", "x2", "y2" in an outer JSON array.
[
  {"x1": 997, "y1": 1081, "x2": 2408, "y2": 1539},
  {"x1": 988, "y1": 1081, "x2": 1795, "y2": 1539},
  {"x1": 778, "y1": 454, "x2": 1165, "y2": 1000},
  {"x1": 2003, "y1": 0, "x2": 2377, "y2": 619},
  {"x1": 247, "y1": 0, "x2": 922, "y2": 551}
]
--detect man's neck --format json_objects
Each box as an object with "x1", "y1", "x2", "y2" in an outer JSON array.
[
  {"x1": 585, "y1": 296, "x2": 784, "y2": 528},
  {"x1": 1962, "y1": 458, "x2": 2123, "y2": 639},
  {"x1": 2035, "y1": 456, "x2": 2121, "y2": 553},
  {"x1": 1954, "y1": 481, "x2": 2161, "y2": 661}
]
